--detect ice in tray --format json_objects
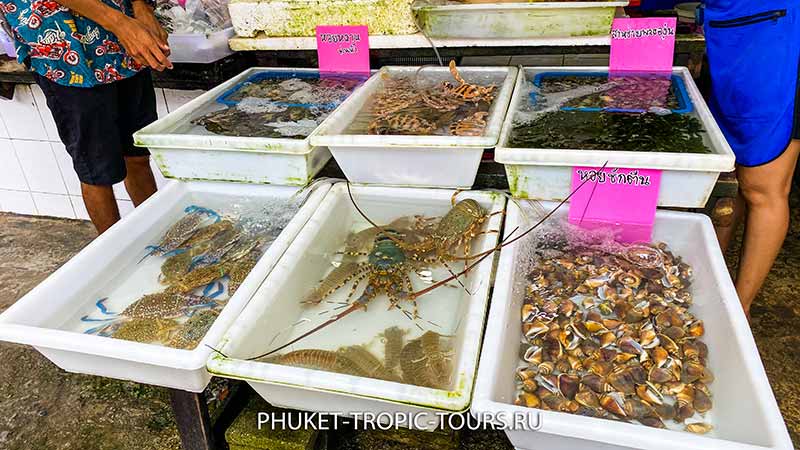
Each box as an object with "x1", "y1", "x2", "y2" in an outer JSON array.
[
  {"x1": 184, "y1": 73, "x2": 365, "y2": 139},
  {"x1": 63, "y1": 193, "x2": 303, "y2": 350}
]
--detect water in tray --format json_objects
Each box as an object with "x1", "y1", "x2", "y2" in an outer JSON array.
[
  {"x1": 61, "y1": 193, "x2": 302, "y2": 350},
  {"x1": 509, "y1": 71, "x2": 713, "y2": 154},
  {"x1": 247, "y1": 195, "x2": 491, "y2": 391}
]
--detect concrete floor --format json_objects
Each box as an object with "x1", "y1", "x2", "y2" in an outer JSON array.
[{"x1": 0, "y1": 190, "x2": 798, "y2": 449}]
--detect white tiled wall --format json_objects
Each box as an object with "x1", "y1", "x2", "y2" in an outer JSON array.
[{"x1": 0, "y1": 83, "x2": 188, "y2": 220}]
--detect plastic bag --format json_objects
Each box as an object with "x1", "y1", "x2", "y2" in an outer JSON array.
[{"x1": 155, "y1": 0, "x2": 231, "y2": 34}]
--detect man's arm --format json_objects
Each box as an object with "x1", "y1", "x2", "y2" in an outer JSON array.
[{"x1": 53, "y1": 0, "x2": 172, "y2": 70}]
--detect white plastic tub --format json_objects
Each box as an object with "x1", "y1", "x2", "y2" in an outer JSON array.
[
  {"x1": 310, "y1": 66, "x2": 518, "y2": 188},
  {"x1": 496, "y1": 67, "x2": 736, "y2": 207},
  {"x1": 0, "y1": 180, "x2": 331, "y2": 392},
  {"x1": 206, "y1": 183, "x2": 506, "y2": 426},
  {"x1": 471, "y1": 200, "x2": 792, "y2": 450},
  {"x1": 412, "y1": 1, "x2": 628, "y2": 39},
  {"x1": 135, "y1": 68, "x2": 363, "y2": 186},
  {"x1": 168, "y1": 27, "x2": 235, "y2": 63}
]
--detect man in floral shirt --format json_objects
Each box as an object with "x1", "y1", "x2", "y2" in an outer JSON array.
[{"x1": 1, "y1": 0, "x2": 172, "y2": 233}]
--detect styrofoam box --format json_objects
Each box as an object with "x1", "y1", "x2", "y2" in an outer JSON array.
[
  {"x1": 0, "y1": 180, "x2": 331, "y2": 392},
  {"x1": 310, "y1": 66, "x2": 518, "y2": 188},
  {"x1": 412, "y1": 1, "x2": 628, "y2": 39},
  {"x1": 471, "y1": 201, "x2": 792, "y2": 450},
  {"x1": 167, "y1": 27, "x2": 235, "y2": 64},
  {"x1": 207, "y1": 183, "x2": 506, "y2": 426},
  {"x1": 495, "y1": 67, "x2": 736, "y2": 208},
  {"x1": 134, "y1": 68, "x2": 353, "y2": 186}
]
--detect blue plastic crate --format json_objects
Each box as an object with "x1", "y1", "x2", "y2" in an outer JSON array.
[
  {"x1": 216, "y1": 70, "x2": 367, "y2": 109},
  {"x1": 530, "y1": 71, "x2": 694, "y2": 115}
]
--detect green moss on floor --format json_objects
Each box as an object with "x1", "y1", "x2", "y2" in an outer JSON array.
[
  {"x1": 0, "y1": 213, "x2": 182, "y2": 450},
  {"x1": 356, "y1": 424, "x2": 460, "y2": 450},
  {"x1": 225, "y1": 396, "x2": 317, "y2": 450}
]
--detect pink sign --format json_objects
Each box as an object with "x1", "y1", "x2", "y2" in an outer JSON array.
[
  {"x1": 568, "y1": 166, "x2": 662, "y2": 243},
  {"x1": 609, "y1": 18, "x2": 677, "y2": 73},
  {"x1": 316, "y1": 25, "x2": 370, "y2": 75}
]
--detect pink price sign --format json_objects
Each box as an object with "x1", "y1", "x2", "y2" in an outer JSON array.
[
  {"x1": 568, "y1": 166, "x2": 662, "y2": 243},
  {"x1": 609, "y1": 17, "x2": 677, "y2": 73},
  {"x1": 316, "y1": 25, "x2": 370, "y2": 76}
]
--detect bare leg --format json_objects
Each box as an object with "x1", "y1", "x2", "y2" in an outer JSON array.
[
  {"x1": 81, "y1": 182, "x2": 120, "y2": 234},
  {"x1": 735, "y1": 140, "x2": 800, "y2": 318},
  {"x1": 715, "y1": 190, "x2": 746, "y2": 253},
  {"x1": 124, "y1": 155, "x2": 157, "y2": 207}
]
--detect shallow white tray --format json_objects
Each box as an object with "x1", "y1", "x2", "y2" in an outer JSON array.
[
  {"x1": 310, "y1": 66, "x2": 517, "y2": 188},
  {"x1": 413, "y1": 1, "x2": 628, "y2": 39},
  {"x1": 471, "y1": 201, "x2": 792, "y2": 450},
  {"x1": 135, "y1": 68, "x2": 362, "y2": 186},
  {"x1": 0, "y1": 180, "x2": 331, "y2": 392},
  {"x1": 207, "y1": 183, "x2": 506, "y2": 424},
  {"x1": 495, "y1": 67, "x2": 736, "y2": 207}
]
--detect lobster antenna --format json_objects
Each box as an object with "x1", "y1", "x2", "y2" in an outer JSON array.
[
  {"x1": 440, "y1": 259, "x2": 472, "y2": 295},
  {"x1": 410, "y1": 162, "x2": 609, "y2": 300},
  {"x1": 253, "y1": 162, "x2": 607, "y2": 361},
  {"x1": 346, "y1": 182, "x2": 411, "y2": 248},
  {"x1": 204, "y1": 344, "x2": 229, "y2": 359},
  {"x1": 246, "y1": 304, "x2": 364, "y2": 360}
]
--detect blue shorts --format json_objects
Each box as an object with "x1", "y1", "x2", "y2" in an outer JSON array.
[{"x1": 705, "y1": 4, "x2": 800, "y2": 167}]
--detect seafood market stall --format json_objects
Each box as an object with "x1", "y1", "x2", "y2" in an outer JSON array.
[
  {"x1": 0, "y1": 1, "x2": 776, "y2": 447},
  {"x1": 472, "y1": 200, "x2": 793, "y2": 449}
]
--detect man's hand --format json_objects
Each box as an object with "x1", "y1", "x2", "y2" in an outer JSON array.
[
  {"x1": 132, "y1": 0, "x2": 169, "y2": 53},
  {"x1": 111, "y1": 16, "x2": 172, "y2": 71},
  {"x1": 52, "y1": 0, "x2": 173, "y2": 71}
]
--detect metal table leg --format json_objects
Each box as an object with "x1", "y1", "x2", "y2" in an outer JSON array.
[{"x1": 170, "y1": 388, "x2": 220, "y2": 450}]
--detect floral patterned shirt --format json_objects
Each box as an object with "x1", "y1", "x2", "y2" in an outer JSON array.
[{"x1": 1, "y1": 0, "x2": 143, "y2": 87}]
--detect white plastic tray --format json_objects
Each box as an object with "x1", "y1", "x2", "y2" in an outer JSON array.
[
  {"x1": 207, "y1": 183, "x2": 506, "y2": 424},
  {"x1": 495, "y1": 67, "x2": 736, "y2": 207},
  {"x1": 0, "y1": 180, "x2": 331, "y2": 392},
  {"x1": 135, "y1": 68, "x2": 360, "y2": 186},
  {"x1": 168, "y1": 27, "x2": 235, "y2": 63},
  {"x1": 413, "y1": 1, "x2": 628, "y2": 39},
  {"x1": 471, "y1": 201, "x2": 792, "y2": 450},
  {"x1": 310, "y1": 66, "x2": 518, "y2": 188}
]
